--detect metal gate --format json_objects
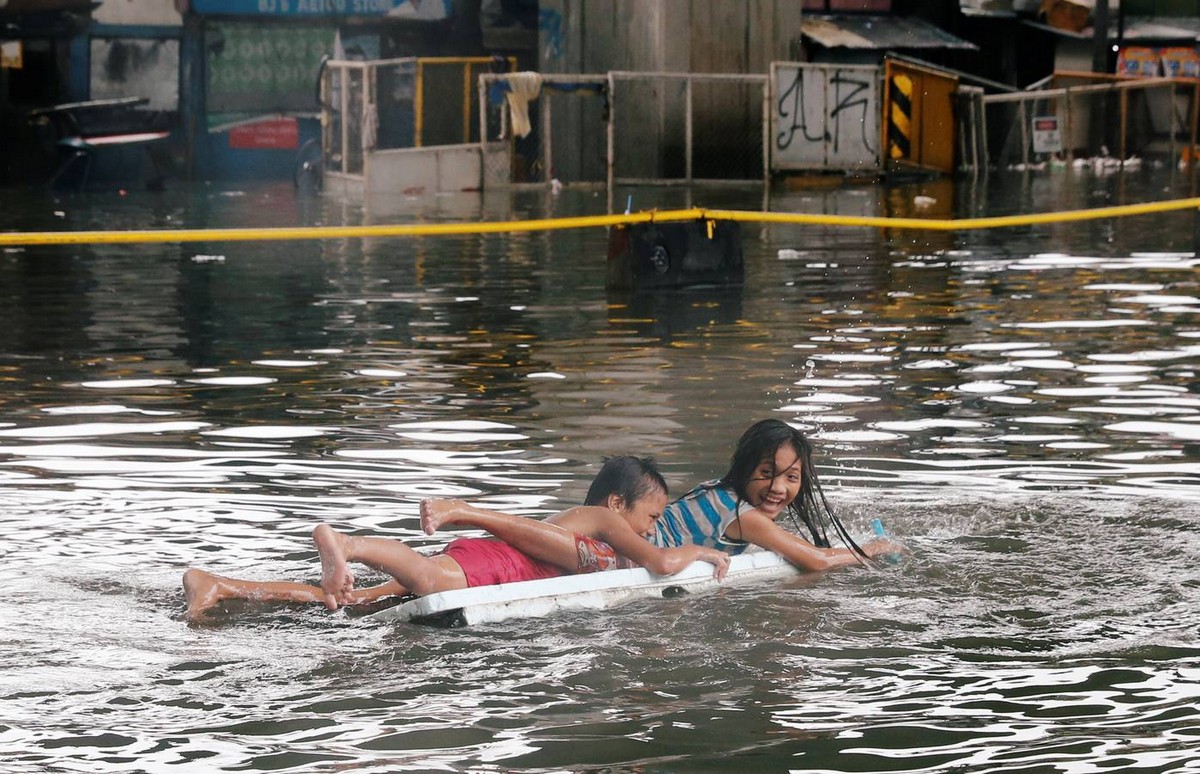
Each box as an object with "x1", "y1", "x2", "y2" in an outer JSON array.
[{"x1": 321, "y1": 56, "x2": 507, "y2": 183}]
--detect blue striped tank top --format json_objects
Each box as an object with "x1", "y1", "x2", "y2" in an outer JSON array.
[{"x1": 649, "y1": 480, "x2": 753, "y2": 554}]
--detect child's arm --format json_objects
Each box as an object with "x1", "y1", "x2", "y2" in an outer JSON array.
[
  {"x1": 861, "y1": 537, "x2": 907, "y2": 560},
  {"x1": 592, "y1": 519, "x2": 730, "y2": 579},
  {"x1": 664, "y1": 544, "x2": 730, "y2": 579},
  {"x1": 421, "y1": 499, "x2": 584, "y2": 571},
  {"x1": 420, "y1": 499, "x2": 730, "y2": 579},
  {"x1": 729, "y1": 510, "x2": 870, "y2": 572}
]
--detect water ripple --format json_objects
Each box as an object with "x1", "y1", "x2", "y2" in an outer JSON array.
[{"x1": 2, "y1": 181, "x2": 1199, "y2": 772}]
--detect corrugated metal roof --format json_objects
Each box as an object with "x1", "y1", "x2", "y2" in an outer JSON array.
[{"x1": 800, "y1": 14, "x2": 979, "y2": 51}]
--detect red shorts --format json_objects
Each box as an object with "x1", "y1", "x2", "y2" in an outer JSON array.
[
  {"x1": 442, "y1": 538, "x2": 563, "y2": 587},
  {"x1": 441, "y1": 534, "x2": 632, "y2": 587}
]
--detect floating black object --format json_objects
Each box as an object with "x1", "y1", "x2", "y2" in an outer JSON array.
[{"x1": 606, "y1": 219, "x2": 743, "y2": 290}]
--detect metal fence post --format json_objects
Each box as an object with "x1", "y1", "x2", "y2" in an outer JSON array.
[
  {"x1": 1020, "y1": 99, "x2": 1029, "y2": 167},
  {"x1": 980, "y1": 89, "x2": 989, "y2": 170},
  {"x1": 1191, "y1": 81, "x2": 1199, "y2": 175},
  {"x1": 340, "y1": 66, "x2": 349, "y2": 175},
  {"x1": 1065, "y1": 86, "x2": 1073, "y2": 160},
  {"x1": 462, "y1": 64, "x2": 472, "y2": 144},
  {"x1": 543, "y1": 87, "x2": 553, "y2": 184},
  {"x1": 761, "y1": 77, "x2": 770, "y2": 187},
  {"x1": 1120, "y1": 86, "x2": 1128, "y2": 162},
  {"x1": 477, "y1": 73, "x2": 487, "y2": 146},
  {"x1": 685, "y1": 75, "x2": 693, "y2": 184},
  {"x1": 415, "y1": 60, "x2": 424, "y2": 147},
  {"x1": 607, "y1": 71, "x2": 615, "y2": 196}
]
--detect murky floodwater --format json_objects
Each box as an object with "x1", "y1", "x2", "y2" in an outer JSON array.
[{"x1": 1, "y1": 168, "x2": 1198, "y2": 773}]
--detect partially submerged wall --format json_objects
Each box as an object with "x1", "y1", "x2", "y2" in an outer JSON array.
[{"x1": 538, "y1": 0, "x2": 801, "y2": 183}]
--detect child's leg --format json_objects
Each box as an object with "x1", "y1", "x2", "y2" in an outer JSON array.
[
  {"x1": 182, "y1": 569, "x2": 404, "y2": 620},
  {"x1": 313, "y1": 524, "x2": 467, "y2": 609},
  {"x1": 420, "y1": 499, "x2": 582, "y2": 571},
  {"x1": 344, "y1": 579, "x2": 408, "y2": 605},
  {"x1": 183, "y1": 569, "x2": 323, "y2": 619}
]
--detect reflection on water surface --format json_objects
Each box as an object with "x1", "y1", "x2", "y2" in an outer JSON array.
[{"x1": 0, "y1": 173, "x2": 1198, "y2": 772}]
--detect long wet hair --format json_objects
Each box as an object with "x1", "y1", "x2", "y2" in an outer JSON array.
[
  {"x1": 719, "y1": 419, "x2": 867, "y2": 560},
  {"x1": 584, "y1": 455, "x2": 668, "y2": 509}
]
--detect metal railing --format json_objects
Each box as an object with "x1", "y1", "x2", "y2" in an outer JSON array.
[
  {"x1": 608, "y1": 71, "x2": 769, "y2": 187},
  {"x1": 477, "y1": 72, "x2": 609, "y2": 187},
  {"x1": 322, "y1": 56, "x2": 511, "y2": 180},
  {"x1": 478, "y1": 71, "x2": 770, "y2": 190},
  {"x1": 977, "y1": 70, "x2": 1200, "y2": 170}
]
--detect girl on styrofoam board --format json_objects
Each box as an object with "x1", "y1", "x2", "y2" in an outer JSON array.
[
  {"x1": 183, "y1": 420, "x2": 902, "y2": 621},
  {"x1": 648, "y1": 418, "x2": 901, "y2": 570},
  {"x1": 452, "y1": 419, "x2": 903, "y2": 573},
  {"x1": 182, "y1": 456, "x2": 729, "y2": 620}
]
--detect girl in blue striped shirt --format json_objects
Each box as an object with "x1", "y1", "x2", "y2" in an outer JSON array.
[{"x1": 651, "y1": 419, "x2": 900, "y2": 571}]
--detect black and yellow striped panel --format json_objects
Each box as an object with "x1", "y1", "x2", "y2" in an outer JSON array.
[{"x1": 888, "y1": 73, "x2": 913, "y2": 161}]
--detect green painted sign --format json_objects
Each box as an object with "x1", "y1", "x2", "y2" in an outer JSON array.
[{"x1": 206, "y1": 22, "x2": 334, "y2": 113}]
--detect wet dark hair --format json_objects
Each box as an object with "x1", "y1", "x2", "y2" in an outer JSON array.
[
  {"x1": 584, "y1": 455, "x2": 668, "y2": 509},
  {"x1": 719, "y1": 419, "x2": 867, "y2": 560}
]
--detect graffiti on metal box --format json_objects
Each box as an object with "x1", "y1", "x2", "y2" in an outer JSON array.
[{"x1": 772, "y1": 63, "x2": 881, "y2": 172}]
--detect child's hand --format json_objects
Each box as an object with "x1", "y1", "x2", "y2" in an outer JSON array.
[
  {"x1": 863, "y1": 538, "x2": 906, "y2": 563},
  {"x1": 702, "y1": 548, "x2": 730, "y2": 580}
]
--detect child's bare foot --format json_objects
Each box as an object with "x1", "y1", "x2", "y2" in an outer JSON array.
[
  {"x1": 182, "y1": 568, "x2": 224, "y2": 620},
  {"x1": 420, "y1": 499, "x2": 465, "y2": 535},
  {"x1": 313, "y1": 524, "x2": 355, "y2": 610}
]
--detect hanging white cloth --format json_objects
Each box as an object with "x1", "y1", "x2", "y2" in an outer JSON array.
[{"x1": 505, "y1": 72, "x2": 543, "y2": 139}]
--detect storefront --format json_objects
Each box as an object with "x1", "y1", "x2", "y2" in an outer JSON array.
[
  {"x1": 179, "y1": 0, "x2": 460, "y2": 180},
  {"x1": 0, "y1": 0, "x2": 94, "y2": 184}
]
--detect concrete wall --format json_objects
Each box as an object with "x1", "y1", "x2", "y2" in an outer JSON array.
[
  {"x1": 90, "y1": 38, "x2": 179, "y2": 109},
  {"x1": 539, "y1": 0, "x2": 801, "y2": 183},
  {"x1": 542, "y1": 0, "x2": 799, "y2": 74},
  {"x1": 93, "y1": 0, "x2": 181, "y2": 26},
  {"x1": 87, "y1": 2, "x2": 182, "y2": 113}
]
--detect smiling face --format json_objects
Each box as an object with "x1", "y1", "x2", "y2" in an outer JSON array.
[
  {"x1": 744, "y1": 442, "x2": 803, "y2": 519},
  {"x1": 611, "y1": 487, "x2": 669, "y2": 538}
]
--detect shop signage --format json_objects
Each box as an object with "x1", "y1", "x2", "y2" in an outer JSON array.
[
  {"x1": 187, "y1": 0, "x2": 450, "y2": 19},
  {"x1": 1031, "y1": 115, "x2": 1062, "y2": 155},
  {"x1": 1, "y1": 40, "x2": 22, "y2": 69},
  {"x1": 228, "y1": 117, "x2": 299, "y2": 149}
]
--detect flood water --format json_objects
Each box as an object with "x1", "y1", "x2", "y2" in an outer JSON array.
[{"x1": 1, "y1": 168, "x2": 1199, "y2": 773}]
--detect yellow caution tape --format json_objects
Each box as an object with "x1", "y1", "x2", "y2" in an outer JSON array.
[{"x1": 2, "y1": 198, "x2": 1199, "y2": 247}]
